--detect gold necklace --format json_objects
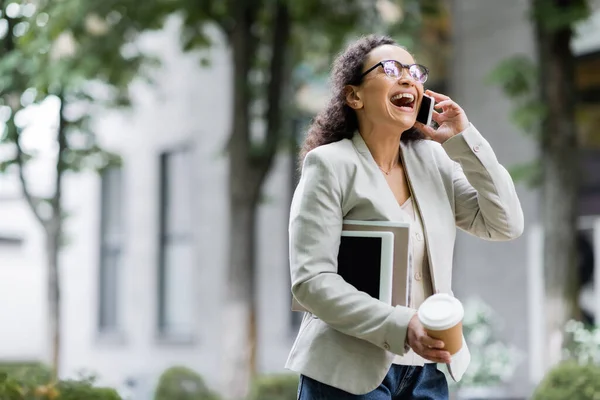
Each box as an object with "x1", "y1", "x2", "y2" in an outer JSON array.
[
  {"x1": 377, "y1": 153, "x2": 401, "y2": 176},
  {"x1": 378, "y1": 164, "x2": 394, "y2": 175}
]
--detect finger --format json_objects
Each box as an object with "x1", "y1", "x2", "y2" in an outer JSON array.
[
  {"x1": 425, "y1": 89, "x2": 451, "y2": 102},
  {"x1": 420, "y1": 335, "x2": 445, "y2": 350},
  {"x1": 418, "y1": 344, "x2": 451, "y2": 360},
  {"x1": 421, "y1": 349, "x2": 452, "y2": 364},
  {"x1": 434, "y1": 99, "x2": 454, "y2": 111},
  {"x1": 431, "y1": 110, "x2": 448, "y2": 124},
  {"x1": 411, "y1": 343, "x2": 450, "y2": 363}
]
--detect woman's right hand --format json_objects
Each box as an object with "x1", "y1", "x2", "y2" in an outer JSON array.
[{"x1": 406, "y1": 314, "x2": 452, "y2": 364}]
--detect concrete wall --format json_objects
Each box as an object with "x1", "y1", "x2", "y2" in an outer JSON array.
[{"x1": 0, "y1": 198, "x2": 46, "y2": 362}]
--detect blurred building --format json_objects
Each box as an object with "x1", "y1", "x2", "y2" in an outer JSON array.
[
  {"x1": 1, "y1": 2, "x2": 600, "y2": 399},
  {"x1": 0, "y1": 16, "x2": 296, "y2": 397},
  {"x1": 450, "y1": 0, "x2": 600, "y2": 397}
]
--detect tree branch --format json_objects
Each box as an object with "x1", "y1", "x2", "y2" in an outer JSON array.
[
  {"x1": 227, "y1": 0, "x2": 261, "y2": 154},
  {"x1": 14, "y1": 122, "x2": 47, "y2": 228},
  {"x1": 52, "y1": 93, "x2": 67, "y2": 233}
]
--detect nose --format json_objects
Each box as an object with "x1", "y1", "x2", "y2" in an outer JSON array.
[{"x1": 396, "y1": 69, "x2": 415, "y2": 86}]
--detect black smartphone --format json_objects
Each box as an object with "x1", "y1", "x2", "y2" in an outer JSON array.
[{"x1": 416, "y1": 94, "x2": 434, "y2": 126}]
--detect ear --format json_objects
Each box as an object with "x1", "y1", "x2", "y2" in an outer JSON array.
[{"x1": 344, "y1": 85, "x2": 363, "y2": 110}]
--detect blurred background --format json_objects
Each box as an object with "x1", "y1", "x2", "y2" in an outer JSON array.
[{"x1": 0, "y1": 0, "x2": 599, "y2": 399}]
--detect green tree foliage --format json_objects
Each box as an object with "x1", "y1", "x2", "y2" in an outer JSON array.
[
  {"x1": 0, "y1": 0, "x2": 169, "y2": 379},
  {"x1": 487, "y1": 55, "x2": 544, "y2": 187}
]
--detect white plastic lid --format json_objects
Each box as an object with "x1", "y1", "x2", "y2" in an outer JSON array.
[{"x1": 418, "y1": 294, "x2": 464, "y2": 331}]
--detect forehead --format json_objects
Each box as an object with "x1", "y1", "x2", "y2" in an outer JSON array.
[{"x1": 363, "y1": 45, "x2": 415, "y2": 70}]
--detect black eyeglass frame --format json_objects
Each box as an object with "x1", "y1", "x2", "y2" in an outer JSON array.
[{"x1": 359, "y1": 60, "x2": 429, "y2": 83}]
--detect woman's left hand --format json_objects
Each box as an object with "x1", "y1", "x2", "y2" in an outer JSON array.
[{"x1": 415, "y1": 89, "x2": 470, "y2": 144}]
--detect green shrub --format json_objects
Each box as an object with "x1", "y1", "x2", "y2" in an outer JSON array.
[
  {"x1": 532, "y1": 361, "x2": 600, "y2": 400},
  {"x1": 0, "y1": 373, "x2": 27, "y2": 400},
  {"x1": 247, "y1": 374, "x2": 299, "y2": 400},
  {"x1": 0, "y1": 362, "x2": 52, "y2": 385},
  {"x1": 154, "y1": 366, "x2": 218, "y2": 400},
  {"x1": 56, "y1": 379, "x2": 121, "y2": 400},
  {"x1": 0, "y1": 373, "x2": 121, "y2": 400}
]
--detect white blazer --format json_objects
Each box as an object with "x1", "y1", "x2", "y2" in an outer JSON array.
[{"x1": 285, "y1": 124, "x2": 524, "y2": 395}]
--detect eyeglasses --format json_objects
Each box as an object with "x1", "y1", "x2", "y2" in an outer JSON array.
[{"x1": 360, "y1": 60, "x2": 429, "y2": 84}]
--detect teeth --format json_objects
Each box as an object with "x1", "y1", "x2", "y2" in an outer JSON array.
[{"x1": 391, "y1": 93, "x2": 415, "y2": 102}]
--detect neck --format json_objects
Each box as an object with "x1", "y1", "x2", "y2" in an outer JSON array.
[{"x1": 358, "y1": 119, "x2": 405, "y2": 171}]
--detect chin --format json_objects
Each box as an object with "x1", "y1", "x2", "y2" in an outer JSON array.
[
  {"x1": 393, "y1": 117, "x2": 416, "y2": 131},
  {"x1": 385, "y1": 109, "x2": 414, "y2": 126}
]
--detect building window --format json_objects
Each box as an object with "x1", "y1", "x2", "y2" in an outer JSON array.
[
  {"x1": 575, "y1": 51, "x2": 600, "y2": 215},
  {"x1": 158, "y1": 148, "x2": 194, "y2": 340},
  {"x1": 98, "y1": 167, "x2": 124, "y2": 333}
]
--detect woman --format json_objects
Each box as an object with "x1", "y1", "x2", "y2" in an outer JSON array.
[{"x1": 287, "y1": 35, "x2": 524, "y2": 399}]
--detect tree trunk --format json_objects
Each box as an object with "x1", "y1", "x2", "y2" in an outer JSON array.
[
  {"x1": 221, "y1": 2, "x2": 259, "y2": 398},
  {"x1": 46, "y1": 224, "x2": 61, "y2": 382},
  {"x1": 220, "y1": 1, "x2": 290, "y2": 397},
  {"x1": 49, "y1": 95, "x2": 66, "y2": 380},
  {"x1": 222, "y1": 194, "x2": 259, "y2": 400},
  {"x1": 534, "y1": 0, "x2": 581, "y2": 369},
  {"x1": 223, "y1": 121, "x2": 261, "y2": 398}
]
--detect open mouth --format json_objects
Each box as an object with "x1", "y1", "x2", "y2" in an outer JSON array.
[{"x1": 390, "y1": 93, "x2": 415, "y2": 111}]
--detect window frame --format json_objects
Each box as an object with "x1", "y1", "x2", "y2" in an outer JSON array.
[
  {"x1": 98, "y1": 166, "x2": 124, "y2": 337},
  {"x1": 156, "y1": 145, "x2": 196, "y2": 343}
]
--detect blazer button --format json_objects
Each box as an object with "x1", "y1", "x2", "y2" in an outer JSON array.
[
  {"x1": 415, "y1": 271, "x2": 422, "y2": 281},
  {"x1": 383, "y1": 342, "x2": 390, "y2": 350},
  {"x1": 415, "y1": 232, "x2": 423, "y2": 241},
  {"x1": 473, "y1": 145, "x2": 481, "y2": 152}
]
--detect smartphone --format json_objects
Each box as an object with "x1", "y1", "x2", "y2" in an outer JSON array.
[{"x1": 416, "y1": 94, "x2": 434, "y2": 126}]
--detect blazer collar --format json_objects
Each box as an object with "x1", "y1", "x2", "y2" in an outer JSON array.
[
  {"x1": 351, "y1": 130, "x2": 409, "y2": 160},
  {"x1": 351, "y1": 131, "x2": 371, "y2": 156}
]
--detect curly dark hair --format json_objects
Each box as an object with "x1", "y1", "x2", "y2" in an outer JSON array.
[{"x1": 299, "y1": 34, "x2": 424, "y2": 164}]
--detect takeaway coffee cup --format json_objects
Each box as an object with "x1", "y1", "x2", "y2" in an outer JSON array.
[{"x1": 417, "y1": 293, "x2": 464, "y2": 355}]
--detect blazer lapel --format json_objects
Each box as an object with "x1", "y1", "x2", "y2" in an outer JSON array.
[
  {"x1": 351, "y1": 133, "x2": 456, "y2": 294},
  {"x1": 400, "y1": 140, "x2": 455, "y2": 294}
]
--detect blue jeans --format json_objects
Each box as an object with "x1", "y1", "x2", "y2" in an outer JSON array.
[{"x1": 297, "y1": 364, "x2": 448, "y2": 399}]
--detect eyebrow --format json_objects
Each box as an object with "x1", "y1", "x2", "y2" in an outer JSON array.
[{"x1": 361, "y1": 59, "x2": 414, "y2": 76}]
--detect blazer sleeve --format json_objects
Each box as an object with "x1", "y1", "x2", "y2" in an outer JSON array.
[
  {"x1": 441, "y1": 123, "x2": 524, "y2": 240},
  {"x1": 289, "y1": 149, "x2": 415, "y2": 356}
]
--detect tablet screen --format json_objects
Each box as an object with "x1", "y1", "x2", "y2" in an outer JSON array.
[{"x1": 337, "y1": 236, "x2": 382, "y2": 300}]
